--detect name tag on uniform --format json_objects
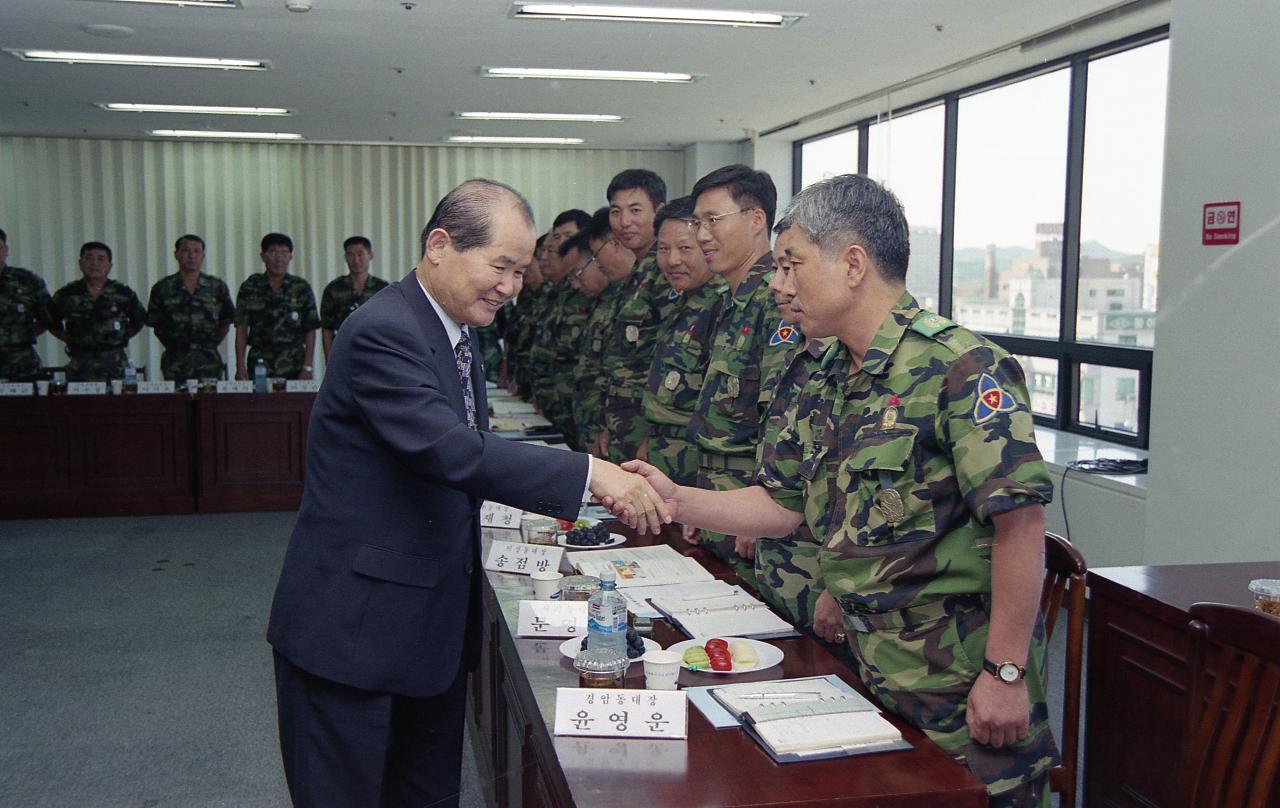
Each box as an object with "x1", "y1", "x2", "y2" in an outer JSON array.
[
  {"x1": 0, "y1": 382, "x2": 34, "y2": 396},
  {"x1": 285, "y1": 380, "x2": 320, "y2": 393},
  {"x1": 137, "y1": 381, "x2": 175, "y2": 394},
  {"x1": 484, "y1": 539, "x2": 563, "y2": 576},
  {"x1": 216, "y1": 380, "x2": 254, "y2": 393},
  {"x1": 68, "y1": 382, "x2": 108, "y2": 395},
  {"x1": 554, "y1": 689, "x2": 687, "y2": 740}
]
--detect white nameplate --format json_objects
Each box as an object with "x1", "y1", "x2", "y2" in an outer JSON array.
[
  {"x1": 68, "y1": 382, "x2": 108, "y2": 395},
  {"x1": 481, "y1": 501, "x2": 522, "y2": 529},
  {"x1": 554, "y1": 688, "x2": 687, "y2": 740},
  {"x1": 483, "y1": 539, "x2": 563, "y2": 576},
  {"x1": 137, "y1": 380, "x2": 176, "y2": 394},
  {"x1": 0, "y1": 382, "x2": 34, "y2": 396},
  {"x1": 285, "y1": 379, "x2": 320, "y2": 393},
  {"x1": 517, "y1": 600, "x2": 587, "y2": 638},
  {"x1": 216, "y1": 380, "x2": 255, "y2": 393}
]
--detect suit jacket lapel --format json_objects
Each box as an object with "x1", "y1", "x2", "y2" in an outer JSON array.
[{"x1": 399, "y1": 271, "x2": 469, "y2": 426}]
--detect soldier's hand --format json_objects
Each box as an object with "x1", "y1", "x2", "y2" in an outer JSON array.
[
  {"x1": 235, "y1": 367, "x2": 249, "y2": 381},
  {"x1": 966, "y1": 673, "x2": 1031, "y2": 749},
  {"x1": 589, "y1": 459, "x2": 671, "y2": 534},
  {"x1": 299, "y1": 368, "x2": 313, "y2": 381},
  {"x1": 599, "y1": 429, "x2": 610, "y2": 457},
  {"x1": 734, "y1": 535, "x2": 758, "y2": 560},
  {"x1": 680, "y1": 524, "x2": 701, "y2": 545},
  {"x1": 620, "y1": 459, "x2": 680, "y2": 523},
  {"x1": 813, "y1": 591, "x2": 844, "y2": 643}
]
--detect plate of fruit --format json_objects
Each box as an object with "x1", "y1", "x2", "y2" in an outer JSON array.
[
  {"x1": 557, "y1": 518, "x2": 626, "y2": 548},
  {"x1": 666, "y1": 637, "x2": 784, "y2": 674},
  {"x1": 559, "y1": 627, "x2": 659, "y2": 666}
]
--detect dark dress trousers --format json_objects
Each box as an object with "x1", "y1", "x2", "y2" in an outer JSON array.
[{"x1": 268, "y1": 270, "x2": 588, "y2": 806}]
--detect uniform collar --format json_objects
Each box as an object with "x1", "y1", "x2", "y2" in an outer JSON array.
[
  {"x1": 859, "y1": 290, "x2": 921, "y2": 377},
  {"x1": 725, "y1": 252, "x2": 774, "y2": 306}
]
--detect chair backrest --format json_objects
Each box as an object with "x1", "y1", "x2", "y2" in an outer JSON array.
[
  {"x1": 1041, "y1": 532, "x2": 1087, "y2": 808},
  {"x1": 1183, "y1": 602, "x2": 1280, "y2": 808}
]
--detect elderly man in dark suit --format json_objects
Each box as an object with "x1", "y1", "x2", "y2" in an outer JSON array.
[{"x1": 267, "y1": 179, "x2": 668, "y2": 808}]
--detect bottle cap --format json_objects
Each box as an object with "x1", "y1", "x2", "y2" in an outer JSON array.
[{"x1": 598, "y1": 566, "x2": 616, "y2": 584}]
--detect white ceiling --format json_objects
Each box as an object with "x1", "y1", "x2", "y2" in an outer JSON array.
[{"x1": 0, "y1": 0, "x2": 1170, "y2": 149}]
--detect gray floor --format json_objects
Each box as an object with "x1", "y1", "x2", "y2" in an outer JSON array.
[{"x1": 0, "y1": 513, "x2": 1082, "y2": 807}]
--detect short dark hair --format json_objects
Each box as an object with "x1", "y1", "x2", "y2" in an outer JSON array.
[
  {"x1": 261, "y1": 233, "x2": 293, "y2": 253},
  {"x1": 552, "y1": 209, "x2": 592, "y2": 232},
  {"x1": 80, "y1": 241, "x2": 112, "y2": 262},
  {"x1": 691, "y1": 164, "x2": 778, "y2": 231},
  {"x1": 343, "y1": 235, "x2": 372, "y2": 252},
  {"x1": 175, "y1": 234, "x2": 205, "y2": 251},
  {"x1": 653, "y1": 196, "x2": 695, "y2": 235},
  {"x1": 585, "y1": 206, "x2": 613, "y2": 243},
  {"x1": 774, "y1": 173, "x2": 911, "y2": 283},
  {"x1": 560, "y1": 231, "x2": 592, "y2": 259},
  {"x1": 534, "y1": 233, "x2": 547, "y2": 251},
  {"x1": 0, "y1": 227, "x2": 7, "y2": 244},
  {"x1": 607, "y1": 169, "x2": 666, "y2": 208},
  {"x1": 420, "y1": 178, "x2": 535, "y2": 258}
]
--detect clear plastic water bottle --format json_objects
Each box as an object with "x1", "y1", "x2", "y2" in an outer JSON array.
[
  {"x1": 586, "y1": 567, "x2": 628, "y2": 656},
  {"x1": 122, "y1": 359, "x2": 138, "y2": 394},
  {"x1": 253, "y1": 358, "x2": 268, "y2": 393}
]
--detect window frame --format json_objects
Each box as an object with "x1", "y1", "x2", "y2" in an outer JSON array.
[{"x1": 791, "y1": 26, "x2": 1168, "y2": 449}]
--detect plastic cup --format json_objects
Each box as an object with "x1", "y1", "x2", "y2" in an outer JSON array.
[
  {"x1": 1249, "y1": 579, "x2": 1280, "y2": 617},
  {"x1": 36, "y1": 380, "x2": 49, "y2": 396},
  {"x1": 642, "y1": 649, "x2": 682, "y2": 690},
  {"x1": 531, "y1": 570, "x2": 564, "y2": 600},
  {"x1": 110, "y1": 379, "x2": 123, "y2": 395}
]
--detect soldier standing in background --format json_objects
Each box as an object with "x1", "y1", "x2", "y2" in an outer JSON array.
[
  {"x1": 563, "y1": 228, "x2": 618, "y2": 450},
  {"x1": 527, "y1": 210, "x2": 591, "y2": 440},
  {"x1": 234, "y1": 233, "x2": 320, "y2": 381},
  {"x1": 320, "y1": 236, "x2": 387, "y2": 361},
  {"x1": 147, "y1": 234, "x2": 235, "y2": 381},
  {"x1": 0, "y1": 227, "x2": 53, "y2": 382},
  {"x1": 503, "y1": 233, "x2": 547, "y2": 396},
  {"x1": 48, "y1": 241, "x2": 146, "y2": 382}
]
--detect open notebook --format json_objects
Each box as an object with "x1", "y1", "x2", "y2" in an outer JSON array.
[
  {"x1": 647, "y1": 585, "x2": 799, "y2": 640},
  {"x1": 710, "y1": 677, "x2": 910, "y2": 763}
]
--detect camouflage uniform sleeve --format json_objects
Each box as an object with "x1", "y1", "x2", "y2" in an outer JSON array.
[
  {"x1": 939, "y1": 346, "x2": 1053, "y2": 523},
  {"x1": 33, "y1": 274, "x2": 54, "y2": 330},
  {"x1": 126, "y1": 286, "x2": 147, "y2": 337},
  {"x1": 47, "y1": 286, "x2": 66, "y2": 332},
  {"x1": 319, "y1": 281, "x2": 339, "y2": 330},
  {"x1": 146, "y1": 280, "x2": 166, "y2": 338},
  {"x1": 218, "y1": 280, "x2": 235, "y2": 328},
  {"x1": 300, "y1": 282, "x2": 321, "y2": 331},
  {"x1": 754, "y1": 409, "x2": 806, "y2": 514},
  {"x1": 232, "y1": 278, "x2": 253, "y2": 327}
]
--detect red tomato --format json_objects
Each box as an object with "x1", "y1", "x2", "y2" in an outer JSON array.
[
  {"x1": 557, "y1": 519, "x2": 574, "y2": 531},
  {"x1": 704, "y1": 638, "x2": 729, "y2": 652},
  {"x1": 709, "y1": 655, "x2": 733, "y2": 671}
]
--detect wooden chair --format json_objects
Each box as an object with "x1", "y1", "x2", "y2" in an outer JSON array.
[
  {"x1": 1183, "y1": 602, "x2": 1280, "y2": 808},
  {"x1": 1041, "y1": 532, "x2": 1086, "y2": 808}
]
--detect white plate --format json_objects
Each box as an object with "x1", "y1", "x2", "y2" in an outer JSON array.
[
  {"x1": 666, "y1": 637, "x2": 784, "y2": 675},
  {"x1": 559, "y1": 635, "x2": 661, "y2": 666},
  {"x1": 557, "y1": 532, "x2": 627, "y2": 549}
]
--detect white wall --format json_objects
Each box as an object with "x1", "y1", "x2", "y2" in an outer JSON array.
[
  {"x1": 1143, "y1": 0, "x2": 1280, "y2": 563},
  {"x1": 682, "y1": 142, "x2": 748, "y2": 193},
  {"x1": 0, "y1": 137, "x2": 683, "y2": 377}
]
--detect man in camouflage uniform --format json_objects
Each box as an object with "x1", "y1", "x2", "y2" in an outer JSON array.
[
  {"x1": 684, "y1": 165, "x2": 796, "y2": 580},
  {"x1": 320, "y1": 236, "x2": 387, "y2": 361},
  {"x1": 48, "y1": 241, "x2": 147, "y2": 381},
  {"x1": 0, "y1": 227, "x2": 53, "y2": 382},
  {"x1": 564, "y1": 228, "x2": 622, "y2": 450},
  {"x1": 630, "y1": 174, "x2": 1059, "y2": 807},
  {"x1": 147, "y1": 234, "x2": 235, "y2": 380},
  {"x1": 527, "y1": 210, "x2": 592, "y2": 441},
  {"x1": 503, "y1": 234, "x2": 547, "y2": 397},
  {"x1": 600, "y1": 169, "x2": 680, "y2": 464},
  {"x1": 234, "y1": 233, "x2": 320, "y2": 380},
  {"x1": 641, "y1": 197, "x2": 721, "y2": 485}
]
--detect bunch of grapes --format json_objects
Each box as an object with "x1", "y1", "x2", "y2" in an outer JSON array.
[
  {"x1": 565, "y1": 522, "x2": 612, "y2": 546},
  {"x1": 583, "y1": 625, "x2": 646, "y2": 659}
]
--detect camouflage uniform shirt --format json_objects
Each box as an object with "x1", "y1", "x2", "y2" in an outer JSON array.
[
  {"x1": 147, "y1": 272, "x2": 235, "y2": 380},
  {"x1": 48, "y1": 278, "x2": 147, "y2": 381},
  {"x1": 320, "y1": 273, "x2": 388, "y2": 333},
  {"x1": 0, "y1": 265, "x2": 52, "y2": 382},
  {"x1": 573, "y1": 281, "x2": 626, "y2": 449},
  {"x1": 233, "y1": 273, "x2": 320, "y2": 378}
]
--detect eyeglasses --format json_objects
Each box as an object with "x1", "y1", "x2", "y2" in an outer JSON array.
[
  {"x1": 570, "y1": 253, "x2": 598, "y2": 279},
  {"x1": 689, "y1": 208, "x2": 756, "y2": 232}
]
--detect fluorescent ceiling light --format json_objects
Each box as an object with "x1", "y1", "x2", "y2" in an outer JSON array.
[
  {"x1": 101, "y1": 103, "x2": 290, "y2": 116},
  {"x1": 483, "y1": 66, "x2": 694, "y2": 83},
  {"x1": 77, "y1": 0, "x2": 241, "y2": 7},
  {"x1": 449, "y1": 136, "x2": 586, "y2": 145},
  {"x1": 456, "y1": 111, "x2": 622, "y2": 123},
  {"x1": 511, "y1": 3, "x2": 801, "y2": 28},
  {"x1": 9, "y1": 50, "x2": 268, "y2": 70},
  {"x1": 150, "y1": 129, "x2": 302, "y2": 140}
]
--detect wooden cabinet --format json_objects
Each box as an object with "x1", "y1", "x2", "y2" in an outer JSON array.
[{"x1": 194, "y1": 393, "x2": 312, "y2": 512}]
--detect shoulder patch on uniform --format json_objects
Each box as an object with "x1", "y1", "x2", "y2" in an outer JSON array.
[
  {"x1": 909, "y1": 311, "x2": 957, "y2": 338},
  {"x1": 667, "y1": 288, "x2": 681, "y2": 301},
  {"x1": 769, "y1": 319, "x2": 799, "y2": 346},
  {"x1": 973, "y1": 372, "x2": 1018, "y2": 424}
]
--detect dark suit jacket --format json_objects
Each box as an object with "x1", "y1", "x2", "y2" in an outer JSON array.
[{"x1": 267, "y1": 270, "x2": 588, "y2": 697}]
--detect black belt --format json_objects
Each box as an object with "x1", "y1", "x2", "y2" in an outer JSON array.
[
  {"x1": 840, "y1": 593, "x2": 989, "y2": 633},
  {"x1": 648, "y1": 423, "x2": 689, "y2": 439},
  {"x1": 698, "y1": 451, "x2": 756, "y2": 472}
]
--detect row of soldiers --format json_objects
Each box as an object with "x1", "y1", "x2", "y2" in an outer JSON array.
[
  {"x1": 500, "y1": 166, "x2": 1059, "y2": 807},
  {"x1": 0, "y1": 229, "x2": 390, "y2": 383}
]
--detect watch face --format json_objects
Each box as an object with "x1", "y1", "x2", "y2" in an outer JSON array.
[{"x1": 998, "y1": 663, "x2": 1020, "y2": 683}]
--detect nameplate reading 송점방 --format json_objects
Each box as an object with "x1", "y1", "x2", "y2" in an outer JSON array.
[
  {"x1": 216, "y1": 381, "x2": 255, "y2": 394},
  {"x1": 0, "y1": 382, "x2": 34, "y2": 396},
  {"x1": 68, "y1": 382, "x2": 108, "y2": 395},
  {"x1": 516, "y1": 600, "x2": 588, "y2": 638},
  {"x1": 484, "y1": 540, "x2": 564, "y2": 576},
  {"x1": 137, "y1": 380, "x2": 176, "y2": 394},
  {"x1": 481, "y1": 501, "x2": 522, "y2": 529},
  {"x1": 285, "y1": 379, "x2": 320, "y2": 393},
  {"x1": 554, "y1": 688, "x2": 687, "y2": 740}
]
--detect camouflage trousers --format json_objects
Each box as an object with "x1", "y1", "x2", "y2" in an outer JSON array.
[
  {"x1": 0, "y1": 346, "x2": 43, "y2": 382},
  {"x1": 694, "y1": 461, "x2": 755, "y2": 581},
  {"x1": 248, "y1": 345, "x2": 307, "y2": 380},
  {"x1": 573, "y1": 396, "x2": 604, "y2": 454},
  {"x1": 605, "y1": 398, "x2": 646, "y2": 465},
  {"x1": 645, "y1": 424, "x2": 698, "y2": 486},
  {"x1": 161, "y1": 347, "x2": 226, "y2": 381},
  {"x1": 531, "y1": 375, "x2": 573, "y2": 443},
  {"x1": 67, "y1": 347, "x2": 128, "y2": 382},
  {"x1": 842, "y1": 594, "x2": 1057, "y2": 806}
]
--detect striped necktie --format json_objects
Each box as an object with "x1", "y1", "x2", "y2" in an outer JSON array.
[{"x1": 454, "y1": 331, "x2": 478, "y2": 430}]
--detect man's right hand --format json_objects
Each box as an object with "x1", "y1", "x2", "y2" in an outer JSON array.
[
  {"x1": 235, "y1": 368, "x2": 249, "y2": 381},
  {"x1": 589, "y1": 459, "x2": 671, "y2": 535},
  {"x1": 619, "y1": 459, "x2": 679, "y2": 522}
]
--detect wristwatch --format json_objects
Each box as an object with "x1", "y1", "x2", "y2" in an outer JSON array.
[
  {"x1": 302, "y1": 365, "x2": 313, "y2": 372},
  {"x1": 983, "y1": 658, "x2": 1026, "y2": 683}
]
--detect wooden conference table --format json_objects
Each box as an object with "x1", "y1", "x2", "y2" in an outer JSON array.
[{"x1": 470, "y1": 523, "x2": 988, "y2": 808}]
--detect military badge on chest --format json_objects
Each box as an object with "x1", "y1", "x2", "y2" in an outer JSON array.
[
  {"x1": 625, "y1": 325, "x2": 639, "y2": 343},
  {"x1": 664, "y1": 370, "x2": 680, "y2": 391},
  {"x1": 725, "y1": 375, "x2": 740, "y2": 398}
]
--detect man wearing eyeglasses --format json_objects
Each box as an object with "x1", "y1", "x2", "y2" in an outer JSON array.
[
  {"x1": 234, "y1": 233, "x2": 320, "y2": 381},
  {"x1": 566, "y1": 214, "x2": 626, "y2": 451},
  {"x1": 684, "y1": 165, "x2": 798, "y2": 579}
]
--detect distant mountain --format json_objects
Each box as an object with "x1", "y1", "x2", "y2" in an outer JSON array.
[
  {"x1": 1080, "y1": 240, "x2": 1143, "y2": 262},
  {"x1": 953, "y1": 245, "x2": 1034, "y2": 265}
]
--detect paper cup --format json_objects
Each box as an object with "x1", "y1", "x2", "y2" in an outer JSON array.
[
  {"x1": 530, "y1": 570, "x2": 564, "y2": 601},
  {"x1": 36, "y1": 380, "x2": 49, "y2": 396},
  {"x1": 110, "y1": 379, "x2": 123, "y2": 395},
  {"x1": 642, "y1": 649, "x2": 682, "y2": 690}
]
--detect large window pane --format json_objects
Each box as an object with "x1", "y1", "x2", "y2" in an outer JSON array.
[
  {"x1": 1012, "y1": 354, "x2": 1059, "y2": 417},
  {"x1": 867, "y1": 105, "x2": 945, "y2": 310},
  {"x1": 1078, "y1": 363, "x2": 1140, "y2": 435},
  {"x1": 1077, "y1": 41, "x2": 1168, "y2": 347},
  {"x1": 952, "y1": 69, "x2": 1070, "y2": 338},
  {"x1": 799, "y1": 129, "x2": 858, "y2": 190}
]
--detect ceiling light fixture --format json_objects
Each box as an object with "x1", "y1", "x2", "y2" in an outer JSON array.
[
  {"x1": 482, "y1": 66, "x2": 694, "y2": 83},
  {"x1": 455, "y1": 111, "x2": 622, "y2": 123},
  {"x1": 448, "y1": 136, "x2": 586, "y2": 145},
  {"x1": 76, "y1": 0, "x2": 241, "y2": 8},
  {"x1": 510, "y1": 3, "x2": 802, "y2": 28},
  {"x1": 101, "y1": 103, "x2": 290, "y2": 115},
  {"x1": 9, "y1": 50, "x2": 268, "y2": 70},
  {"x1": 150, "y1": 129, "x2": 302, "y2": 140}
]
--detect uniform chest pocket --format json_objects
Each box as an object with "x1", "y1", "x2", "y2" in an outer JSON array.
[{"x1": 841, "y1": 425, "x2": 936, "y2": 546}]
